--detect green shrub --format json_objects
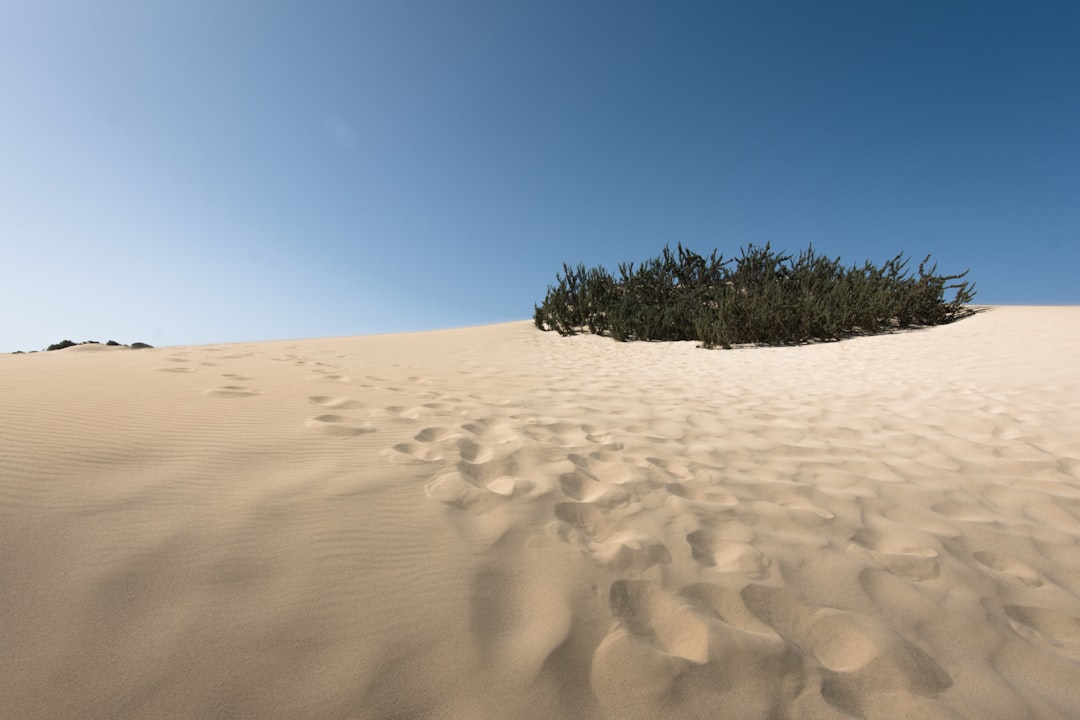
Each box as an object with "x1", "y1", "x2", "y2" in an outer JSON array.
[
  {"x1": 534, "y1": 244, "x2": 975, "y2": 348},
  {"x1": 45, "y1": 340, "x2": 77, "y2": 351}
]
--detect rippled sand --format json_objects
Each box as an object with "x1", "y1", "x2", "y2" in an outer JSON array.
[{"x1": 2, "y1": 306, "x2": 1079, "y2": 719}]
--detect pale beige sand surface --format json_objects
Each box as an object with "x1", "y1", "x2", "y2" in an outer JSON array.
[{"x1": 2, "y1": 306, "x2": 1079, "y2": 719}]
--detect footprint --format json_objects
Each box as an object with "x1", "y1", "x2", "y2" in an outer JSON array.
[
  {"x1": 558, "y1": 471, "x2": 602, "y2": 501},
  {"x1": 425, "y1": 472, "x2": 504, "y2": 514},
  {"x1": 560, "y1": 472, "x2": 631, "y2": 508},
  {"x1": 931, "y1": 500, "x2": 999, "y2": 523},
  {"x1": 206, "y1": 385, "x2": 260, "y2": 397},
  {"x1": 588, "y1": 532, "x2": 672, "y2": 573},
  {"x1": 1004, "y1": 605, "x2": 1080, "y2": 661},
  {"x1": 851, "y1": 528, "x2": 940, "y2": 581},
  {"x1": 1022, "y1": 499, "x2": 1080, "y2": 531},
  {"x1": 584, "y1": 426, "x2": 614, "y2": 444},
  {"x1": 591, "y1": 626, "x2": 689, "y2": 719},
  {"x1": 457, "y1": 438, "x2": 496, "y2": 464},
  {"x1": 593, "y1": 581, "x2": 801, "y2": 720},
  {"x1": 484, "y1": 475, "x2": 532, "y2": 498},
  {"x1": 646, "y1": 457, "x2": 694, "y2": 480},
  {"x1": 306, "y1": 372, "x2": 351, "y2": 384},
  {"x1": 156, "y1": 366, "x2": 195, "y2": 373},
  {"x1": 383, "y1": 406, "x2": 433, "y2": 420},
  {"x1": 451, "y1": 455, "x2": 532, "y2": 500},
  {"x1": 740, "y1": 584, "x2": 847, "y2": 657},
  {"x1": 775, "y1": 498, "x2": 835, "y2": 520},
  {"x1": 686, "y1": 530, "x2": 771, "y2": 579},
  {"x1": 972, "y1": 551, "x2": 1043, "y2": 588},
  {"x1": 679, "y1": 583, "x2": 780, "y2": 638},
  {"x1": 804, "y1": 610, "x2": 881, "y2": 673},
  {"x1": 305, "y1": 414, "x2": 374, "y2": 436},
  {"x1": 608, "y1": 580, "x2": 710, "y2": 663},
  {"x1": 554, "y1": 503, "x2": 670, "y2": 572},
  {"x1": 741, "y1": 583, "x2": 952, "y2": 701},
  {"x1": 414, "y1": 426, "x2": 459, "y2": 443},
  {"x1": 457, "y1": 455, "x2": 522, "y2": 488},
  {"x1": 880, "y1": 505, "x2": 963, "y2": 539},
  {"x1": 554, "y1": 502, "x2": 616, "y2": 543},
  {"x1": 666, "y1": 482, "x2": 738, "y2": 507},
  {"x1": 468, "y1": 563, "x2": 572, "y2": 682},
  {"x1": 461, "y1": 418, "x2": 518, "y2": 445},
  {"x1": 308, "y1": 396, "x2": 362, "y2": 410},
  {"x1": 389, "y1": 442, "x2": 444, "y2": 462}
]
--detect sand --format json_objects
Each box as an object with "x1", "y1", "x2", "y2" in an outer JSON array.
[{"x1": 2, "y1": 305, "x2": 1079, "y2": 719}]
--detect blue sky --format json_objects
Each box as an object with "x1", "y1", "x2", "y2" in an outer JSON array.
[{"x1": 2, "y1": 1, "x2": 1077, "y2": 352}]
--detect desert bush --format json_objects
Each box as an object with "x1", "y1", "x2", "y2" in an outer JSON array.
[
  {"x1": 38, "y1": 339, "x2": 155, "y2": 352},
  {"x1": 534, "y1": 244, "x2": 975, "y2": 348}
]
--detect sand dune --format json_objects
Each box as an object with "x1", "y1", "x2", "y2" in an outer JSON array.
[{"x1": 2, "y1": 306, "x2": 1079, "y2": 719}]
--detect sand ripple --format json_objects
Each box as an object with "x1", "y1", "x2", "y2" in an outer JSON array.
[{"x1": 2, "y1": 308, "x2": 1080, "y2": 719}]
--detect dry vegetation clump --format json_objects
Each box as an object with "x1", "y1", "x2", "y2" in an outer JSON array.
[
  {"x1": 27, "y1": 339, "x2": 155, "y2": 353},
  {"x1": 534, "y1": 244, "x2": 976, "y2": 348}
]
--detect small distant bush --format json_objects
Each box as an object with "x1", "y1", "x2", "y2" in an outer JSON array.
[
  {"x1": 37, "y1": 339, "x2": 155, "y2": 352},
  {"x1": 534, "y1": 244, "x2": 976, "y2": 348}
]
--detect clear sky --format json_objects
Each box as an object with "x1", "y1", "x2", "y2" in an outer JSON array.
[{"x1": 2, "y1": 1, "x2": 1077, "y2": 352}]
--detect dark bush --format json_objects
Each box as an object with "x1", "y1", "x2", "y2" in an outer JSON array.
[
  {"x1": 534, "y1": 244, "x2": 976, "y2": 348},
  {"x1": 37, "y1": 339, "x2": 155, "y2": 352}
]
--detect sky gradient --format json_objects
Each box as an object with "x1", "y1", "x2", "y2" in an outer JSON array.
[{"x1": 2, "y1": 1, "x2": 1078, "y2": 352}]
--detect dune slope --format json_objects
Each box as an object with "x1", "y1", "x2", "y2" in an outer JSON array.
[{"x1": 2, "y1": 307, "x2": 1079, "y2": 719}]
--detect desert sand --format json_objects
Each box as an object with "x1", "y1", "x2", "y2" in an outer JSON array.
[{"x1": 2, "y1": 306, "x2": 1079, "y2": 719}]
